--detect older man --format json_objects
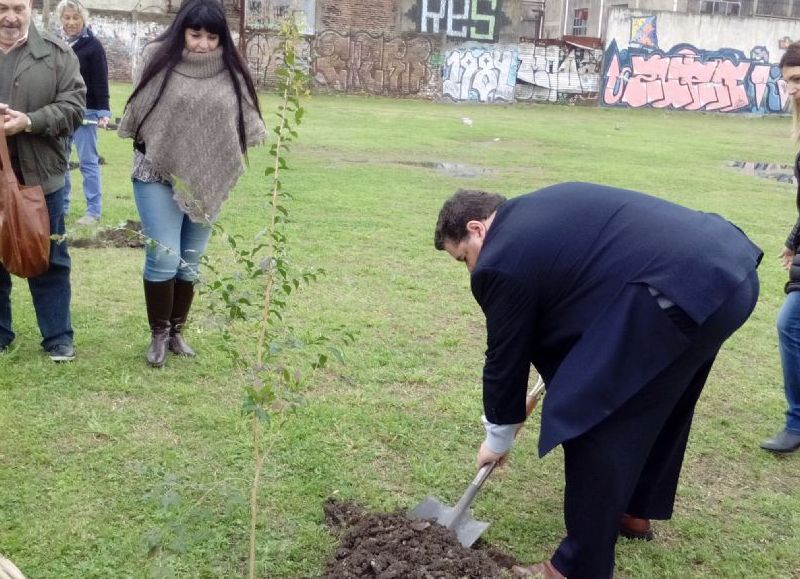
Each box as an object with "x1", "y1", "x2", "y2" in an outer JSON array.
[
  {"x1": 434, "y1": 183, "x2": 762, "y2": 578},
  {"x1": 0, "y1": 0, "x2": 85, "y2": 360}
]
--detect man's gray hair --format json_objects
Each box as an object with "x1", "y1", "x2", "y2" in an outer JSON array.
[{"x1": 55, "y1": 0, "x2": 90, "y2": 24}]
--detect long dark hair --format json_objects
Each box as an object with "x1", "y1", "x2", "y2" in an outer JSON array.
[{"x1": 124, "y1": 0, "x2": 261, "y2": 156}]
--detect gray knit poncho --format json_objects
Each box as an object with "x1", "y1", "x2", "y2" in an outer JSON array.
[{"x1": 119, "y1": 45, "x2": 266, "y2": 222}]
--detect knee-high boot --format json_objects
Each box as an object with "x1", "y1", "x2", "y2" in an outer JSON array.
[
  {"x1": 144, "y1": 278, "x2": 174, "y2": 367},
  {"x1": 169, "y1": 278, "x2": 196, "y2": 357}
]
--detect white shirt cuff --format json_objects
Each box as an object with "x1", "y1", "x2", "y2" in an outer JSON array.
[{"x1": 481, "y1": 415, "x2": 520, "y2": 454}]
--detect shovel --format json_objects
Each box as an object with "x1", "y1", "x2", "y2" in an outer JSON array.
[{"x1": 409, "y1": 376, "x2": 546, "y2": 547}]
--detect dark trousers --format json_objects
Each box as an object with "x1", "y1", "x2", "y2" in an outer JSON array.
[
  {"x1": 551, "y1": 271, "x2": 759, "y2": 579},
  {"x1": 0, "y1": 186, "x2": 73, "y2": 349}
]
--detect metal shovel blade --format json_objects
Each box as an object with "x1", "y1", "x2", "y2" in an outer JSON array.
[
  {"x1": 409, "y1": 495, "x2": 490, "y2": 548},
  {"x1": 409, "y1": 380, "x2": 547, "y2": 548}
]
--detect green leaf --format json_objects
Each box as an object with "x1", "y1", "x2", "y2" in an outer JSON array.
[{"x1": 329, "y1": 346, "x2": 345, "y2": 364}]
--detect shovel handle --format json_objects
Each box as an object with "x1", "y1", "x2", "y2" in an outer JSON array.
[
  {"x1": 473, "y1": 376, "x2": 547, "y2": 490},
  {"x1": 525, "y1": 375, "x2": 546, "y2": 419},
  {"x1": 448, "y1": 378, "x2": 547, "y2": 528}
]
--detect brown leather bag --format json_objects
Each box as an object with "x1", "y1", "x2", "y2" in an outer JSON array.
[{"x1": 0, "y1": 119, "x2": 50, "y2": 278}]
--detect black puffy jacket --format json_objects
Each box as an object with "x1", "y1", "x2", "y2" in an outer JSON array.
[{"x1": 786, "y1": 151, "x2": 800, "y2": 293}]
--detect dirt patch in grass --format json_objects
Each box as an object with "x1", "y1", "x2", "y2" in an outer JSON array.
[
  {"x1": 322, "y1": 498, "x2": 519, "y2": 578},
  {"x1": 71, "y1": 219, "x2": 145, "y2": 249}
]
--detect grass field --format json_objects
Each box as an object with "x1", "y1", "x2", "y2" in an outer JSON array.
[{"x1": 1, "y1": 84, "x2": 799, "y2": 578}]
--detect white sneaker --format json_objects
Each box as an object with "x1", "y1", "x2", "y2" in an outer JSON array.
[{"x1": 76, "y1": 215, "x2": 99, "y2": 226}]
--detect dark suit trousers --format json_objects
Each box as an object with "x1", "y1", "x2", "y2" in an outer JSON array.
[{"x1": 550, "y1": 271, "x2": 759, "y2": 579}]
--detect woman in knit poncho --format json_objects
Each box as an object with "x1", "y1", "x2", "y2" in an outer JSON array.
[{"x1": 119, "y1": 0, "x2": 266, "y2": 368}]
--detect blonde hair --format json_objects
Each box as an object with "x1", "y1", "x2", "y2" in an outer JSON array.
[
  {"x1": 55, "y1": 0, "x2": 89, "y2": 24},
  {"x1": 780, "y1": 42, "x2": 800, "y2": 142}
]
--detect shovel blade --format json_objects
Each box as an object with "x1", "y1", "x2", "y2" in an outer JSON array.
[
  {"x1": 409, "y1": 496, "x2": 448, "y2": 521},
  {"x1": 453, "y1": 516, "x2": 490, "y2": 548},
  {"x1": 409, "y1": 496, "x2": 491, "y2": 548}
]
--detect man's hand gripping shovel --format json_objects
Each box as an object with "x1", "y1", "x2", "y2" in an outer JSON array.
[{"x1": 409, "y1": 376, "x2": 546, "y2": 547}]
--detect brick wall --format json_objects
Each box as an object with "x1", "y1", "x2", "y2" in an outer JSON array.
[{"x1": 319, "y1": 0, "x2": 399, "y2": 34}]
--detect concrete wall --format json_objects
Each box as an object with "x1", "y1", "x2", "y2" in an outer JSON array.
[
  {"x1": 601, "y1": 7, "x2": 800, "y2": 113},
  {"x1": 34, "y1": 10, "x2": 170, "y2": 82},
  {"x1": 542, "y1": 0, "x2": 694, "y2": 42},
  {"x1": 607, "y1": 7, "x2": 800, "y2": 57}
]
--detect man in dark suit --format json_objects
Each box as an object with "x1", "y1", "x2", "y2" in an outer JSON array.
[{"x1": 434, "y1": 183, "x2": 762, "y2": 578}]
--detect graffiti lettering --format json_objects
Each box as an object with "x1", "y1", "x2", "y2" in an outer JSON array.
[
  {"x1": 419, "y1": 0, "x2": 498, "y2": 41},
  {"x1": 443, "y1": 46, "x2": 519, "y2": 102},
  {"x1": 516, "y1": 41, "x2": 602, "y2": 103},
  {"x1": 246, "y1": 32, "x2": 312, "y2": 87},
  {"x1": 311, "y1": 30, "x2": 432, "y2": 96},
  {"x1": 602, "y1": 41, "x2": 790, "y2": 114}
]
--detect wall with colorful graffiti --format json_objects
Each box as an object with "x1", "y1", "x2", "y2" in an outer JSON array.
[
  {"x1": 442, "y1": 44, "x2": 519, "y2": 102},
  {"x1": 438, "y1": 39, "x2": 603, "y2": 103},
  {"x1": 602, "y1": 7, "x2": 800, "y2": 113},
  {"x1": 516, "y1": 41, "x2": 603, "y2": 104}
]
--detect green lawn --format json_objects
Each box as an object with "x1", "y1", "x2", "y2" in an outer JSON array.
[{"x1": 1, "y1": 85, "x2": 799, "y2": 577}]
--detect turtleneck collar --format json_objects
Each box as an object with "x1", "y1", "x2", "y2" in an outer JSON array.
[{"x1": 174, "y1": 47, "x2": 225, "y2": 78}]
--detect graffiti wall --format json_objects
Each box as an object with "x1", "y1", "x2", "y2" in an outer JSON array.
[
  {"x1": 311, "y1": 30, "x2": 437, "y2": 97},
  {"x1": 602, "y1": 7, "x2": 800, "y2": 114},
  {"x1": 516, "y1": 41, "x2": 603, "y2": 103},
  {"x1": 602, "y1": 41, "x2": 788, "y2": 113},
  {"x1": 246, "y1": 32, "x2": 313, "y2": 88},
  {"x1": 442, "y1": 45, "x2": 519, "y2": 102},
  {"x1": 415, "y1": 0, "x2": 503, "y2": 41}
]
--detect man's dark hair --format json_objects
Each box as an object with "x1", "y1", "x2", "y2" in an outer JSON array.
[{"x1": 434, "y1": 189, "x2": 507, "y2": 250}]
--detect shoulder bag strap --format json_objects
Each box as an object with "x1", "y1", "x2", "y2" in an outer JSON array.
[{"x1": 0, "y1": 118, "x2": 17, "y2": 190}]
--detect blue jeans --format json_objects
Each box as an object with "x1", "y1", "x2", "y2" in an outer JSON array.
[
  {"x1": 64, "y1": 109, "x2": 107, "y2": 218},
  {"x1": 0, "y1": 186, "x2": 73, "y2": 349},
  {"x1": 133, "y1": 179, "x2": 212, "y2": 282},
  {"x1": 777, "y1": 290, "x2": 800, "y2": 434}
]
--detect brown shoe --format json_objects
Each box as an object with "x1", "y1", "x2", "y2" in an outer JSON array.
[
  {"x1": 620, "y1": 513, "x2": 654, "y2": 541},
  {"x1": 511, "y1": 561, "x2": 565, "y2": 578}
]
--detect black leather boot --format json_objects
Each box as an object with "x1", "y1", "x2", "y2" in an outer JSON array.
[
  {"x1": 144, "y1": 278, "x2": 174, "y2": 367},
  {"x1": 169, "y1": 278, "x2": 196, "y2": 357}
]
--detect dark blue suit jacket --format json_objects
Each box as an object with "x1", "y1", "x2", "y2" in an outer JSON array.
[{"x1": 470, "y1": 182, "x2": 763, "y2": 456}]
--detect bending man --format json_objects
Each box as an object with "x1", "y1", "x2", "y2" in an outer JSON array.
[{"x1": 434, "y1": 182, "x2": 762, "y2": 578}]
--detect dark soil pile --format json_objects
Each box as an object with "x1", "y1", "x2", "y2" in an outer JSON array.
[
  {"x1": 322, "y1": 498, "x2": 519, "y2": 578},
  {"x1": 71, "y1": 220, "x2": 145, "y2": 249}
]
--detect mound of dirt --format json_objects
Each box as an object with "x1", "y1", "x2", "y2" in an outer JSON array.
[
  {"x1": 70, "y1": 220, "x2": 145, "y2": 249},
  {"x1": 322, "y1": 498, "x2": 519, "y2": 578}
]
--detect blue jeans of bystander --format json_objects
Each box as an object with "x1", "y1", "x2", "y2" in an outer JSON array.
[
  {"x1": 64, "y1": 109, "x2": 107, "y2": 218},
  {"x1": 133, "y1": 179, "x2": 212, "y2": 283},
  {"x1": 0, "y1": 186, "x2": 74, "y2": 349},
  {"x1": 777, "y1": 290, "x2": 800, "y2": 434}
]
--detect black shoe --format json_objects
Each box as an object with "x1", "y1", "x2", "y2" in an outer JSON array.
[
  {"x1": 46, "y1": 343, "x2": 75, "y2": 363},
  {"x1": 759, "y1": 430, "x2": 800, "y2": 454},
  {"x1": 0, "y1": 343, "x2": 8, "y2": 354}
]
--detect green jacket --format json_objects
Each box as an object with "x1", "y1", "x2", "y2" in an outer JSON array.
[{"x1": 8, "y1": 24, "x2": 86, "y2": 194}]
